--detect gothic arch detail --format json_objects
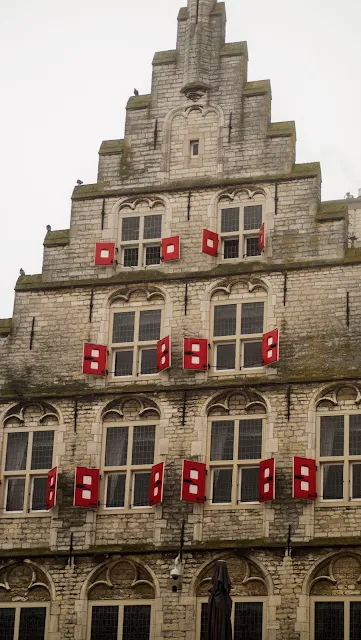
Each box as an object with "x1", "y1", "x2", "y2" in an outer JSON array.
[
  {"x1": 102, "y1": 396, "x2": 161, "y2": 422},
  {"x1": 217, "y1": 186, "x2": 269, "y2": 203},
  {"x1": 193, "y1": 553, "x2": 271, "y2": 597},
  {"x1": 205, "y1": 389, "x2": 268, "y2": 417},
  {"x1": 108, "y1": 285, "x2": 166, "y2": 306},
  {"x1": 0, "y1": 560, "x2": 54, "y2": 602},
  {"x1": 3, "y1": 402, "x2": 59, "y2": 428},
  {"x1": 208, "y1": 277, "x2": 269, "y2": 301},
  {"x1": 313, "y1": 383, "x2": 361, "y2": 410},
  {"x1": 117, "y1": 197, "x2": 166, "y2": 213},
  {"x1": 85, "y1": 557, "x2": 157, "y2": 600},
  {"x1": 302, "y1": 551, "x2": 361, "y2": 597}
]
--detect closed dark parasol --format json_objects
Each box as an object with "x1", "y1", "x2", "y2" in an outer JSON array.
[{"x1": 207, "y1": 560, "x2": 232, "y2": 640}]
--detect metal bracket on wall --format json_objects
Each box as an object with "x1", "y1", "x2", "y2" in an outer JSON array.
[
  {"x1": 154, "y1": 119, "x2": 158, "y2": 150},
  {"x1": 101, "y1": 199, "x2": 106, "y2": 230},
  {"x1": 29, "y1": 317, "x2": 35, "y2": 350},
  {"x1": 89, "y1": 289, "x2": 94, "y2": 323}
]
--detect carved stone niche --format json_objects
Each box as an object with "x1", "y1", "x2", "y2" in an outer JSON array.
[
  {"x1": 102, "y1": 397, "x2": 161, "y2": 423},
  {"x1": 207, "y1": 390, "x2": 267, "y2": 418},
  {"x1": 4, "y1": 402, "x2": 59, "y2": 429},
  {"x1": 196, "y1": 555, "x2": 267, "y2": 598},
  {"x1": 88, "y1": 558, "x2": 155, "y2": 601},
  {"x1": 316, "y1": 383, "x2": 361, "y2": 412},
  {"x1": 310, "y1": 553, "x2": 361, "y2": 597},
  {"x1": 0, "y1": 560, "x2": 51, "y2": 603}
]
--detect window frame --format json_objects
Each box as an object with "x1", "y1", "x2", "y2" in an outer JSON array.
[
  {"x1": 1, "y1": 426, "x2": 55, "y2": 517},
  {"x1": 310, "y1": 596, "x2": 361, "y2": 640},
  {"x1": 100, "y1": 421, "x2": 158, "y2": 513},
  {"x1": 87, "y1": 599, "x2": 154, "y2": 640},
  {"x1": 205, "y1": 415, "x2": 265, "y2": 510},
  {"x1": 119, "y1": 211, "x2": 163, "y2": 270},
  {"x1": 109, "y1": 305, "x2": 163, "y2": 380},
  {"x1": 0, "y1": 602, "x2": 49, "y2": 639},
  {"x1": 210, "y1": 299, "x2": 266, "y2": 376},
  {"x1": 316, "y1": 411, "x2": 361, "y2": 505},
  {"x1": 197, "y1": 596, "x2": 266, "y2": 639},
  {"x1": 218, "y1": 201, "x2": 264, "y2": 262}
]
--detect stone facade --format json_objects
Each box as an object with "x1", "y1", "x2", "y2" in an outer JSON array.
[{"x1": 0, "y1": 1, "x2": 360, "y2": 638}]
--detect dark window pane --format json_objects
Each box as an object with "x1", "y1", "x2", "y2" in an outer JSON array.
[
  {"x1": 241, "y1": 302, "x2": 264, "y2": 335},
  {"x1": 200, "y1": 602, "x2": 208, "y2": 640},
  {"x1": 234, "y1": 602, "x2": 263, "y2": 640},
  {"x1": 5, "y1": 432, "x2": 28, "y2": 471},
  {"x1": 210, "y1": 421, "x2": 234, "y2": 461},
  {"x1": 212, "y1": 468, "x2": 232, "y2": 503},
  {"x1": 221, "y1": 208, "x2": 239, "y2": 233},
  {"x1": 243, "y1": 342, "x2": 262, "y2": 368},
  {"x1": 122, "y1": 217, "x2": 140, "y2": 241},
  {"x1": 314, "y1": 602, "x2": 343, "y2": 640},
  {"x1": 140, "y1": 349, "x2": 157, "y2": 375},
  {"x1": 191, "y1": 140, "x2": 199, "y2": 157},
  {"x1": 238, "y1": 419, "x2": 263, "y2": 459},
  {"x1": 31, "y1": 477, "x2": 48, "y2": 511},
  {"x1": 19, "y1": 607, "x2": 46, "y2": 640},
  {"x1": 106, "y1": 474, "x2": 126, "y2": 508},
  {"x1": 323, "y1": 464, "x2": 343, "y2": 499},
  {"x1": 223, "y1": 239, "x2": 239, "y2": 259},
  {"x1": 350, "y1": 414, "x2": 361, "y2": 455},
  {"x1": 216, "y1": 344, "x2": 236, "y2": 370},
  {"x1": 240, "y1": 468, "x2": 259, "y2": 502},
  {"x1": 0, "y1": 608, "x2": 15, "y2": 640},
  {"x1": 244, "y1": 205, "x2": 263, "y2": 231},
  {"x1": 320, "y1": 416, "x2": 344, "y2": 456},
  {"x1": 112, "y1": 312, "x2": 135, "y2": 343},
  {"x1": 350, "y1": 601, "x2": 361, "y2": 640},
  {"x1": 91, "y1": 605, "x2": 118, "y2": 640},
  {"x1": 132, "y1": 426, "x2": 155, "y2": 465},
  {"x1": 246, "y1": 237, "x2": 261, "y2": 257},
  {"x1": 6, "y1": 477, "x2": 25, "y2": 511},
  {"x1": 352, "y1": 464, "x2": 361, "y2": 499},
  {"x1": 145, "y1": 246, "x2": 161, "y2": 266},
  {"x1": 133, "y1": 472, "x2": 151, "y2": 507},
  {"x1": 114, "y1": 351, "x2": 133, "y2": 377},
  {"x1": 105, "y1": 427, "x2": 129, "y2": 466},
  {"x1": 144, "y1": 215, "x2": 162, "y2": 239},
  {"x1": 31, "y1": 431, "x2": 54, "y2": 470},
  {"x1": 139, "y1": 310, "x2": 161, "y2": 341},
  {"x1": 214, "y1": 305, "x2": 237, "y2": 336},
  {"x1": 123, "y1": 247, "x2": 139, "y2": 267},
  {"x1": 123, "y1": 605, "x2": 151, "y2": 640}
]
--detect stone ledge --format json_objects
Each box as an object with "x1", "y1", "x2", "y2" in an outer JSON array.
[
  {"x1": 72, "y1": 182, "x2": 104, "y2": 198},
  {"x1": 243, "y1": 79, "x2": 271, "y2": 97},
  {"x1": 220, "y1": 41, "x2": 248, "y2": 58},
  {"x1": 126, "y1": 94, "x2": 151, "y2": 111},
  {"x1": 99, "y1": 139, "x2": 124, "y2": 156},
  {"x1": 267, "y1": 121, "x2": 295, "y2": 139},
  {"x1": 0, "y1": 318, "x2": 12, "y2": 336},
  {"x1": 153, "y1": 50, "x2": 177, "y2": 66},
  {"x1": 316, "y1": 202, "x2": 348, "y2": 222},
  {"x1": 43, "y1": 229, "x2": 70, "y2": 247}
]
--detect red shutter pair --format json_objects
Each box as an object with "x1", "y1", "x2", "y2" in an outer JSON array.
[
  {"x1": 259, "y1": 457, "x2": 317, "y2": 502},
  {"x1": 45, "y1": 466, "x2": 100, "y2": 510},
  {"x1": 202, "y1": 225, "x2": 265, "y2": 257},
  {"x1": 94, "y1": 238, "x2": 181, "y2": 266}
]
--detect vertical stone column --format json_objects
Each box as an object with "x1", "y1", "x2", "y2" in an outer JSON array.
[{"x1": 183, "y1": 0, "x2": 217, "y2": 89}]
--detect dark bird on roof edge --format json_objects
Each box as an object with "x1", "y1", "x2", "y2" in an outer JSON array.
[
  {"x1": 76, "y1": 179, "x2": 83, "y2": 185},
  {"x1": 134, "y1": 88, "x2": 139, "y2": 96},
  {"x1": 46, "y1": 225, "x2": 51, "y2": 232},
  {"x1": 19, "y1": 268, "x2": 25, "y2": 276}
]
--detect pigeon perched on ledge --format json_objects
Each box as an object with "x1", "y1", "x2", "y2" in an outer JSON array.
[
  {"x1": 134, "y1": 88, "x2": 139, "y2": 96},
  {"x1": 19, "y1": 268, "x2": 25, "y2": 276},
  {"x1": 76, "y1": 179, "x2": 83, "y2": 185}
]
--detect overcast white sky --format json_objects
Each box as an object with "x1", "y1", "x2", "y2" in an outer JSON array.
[{"x1": 0, "y1": 0, "x2": 360, "y2": 318}]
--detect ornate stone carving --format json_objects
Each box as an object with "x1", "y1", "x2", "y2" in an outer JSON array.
[
  {"x1": 102, "y1": 396, "x2": 161, "y2": 422},
  {"x1": 4, "y1": 402, "x2": 59, "y2": 428},
  {"x1": 109, "y1": 286, "x2": 165, "y2": 305},
  {"x1": 196, "y1": 555, "x2": 268, "y2": 597},
  {"x1": 218, "y1": 187, "x2": 267, "y2": 203},
  {"x1": 118, "y1": 197, "x2": 165, "y2": 212},
  {"x1": 310, "y1": 553, "x2": 361, "y2": 596},
  {"x1": 210, "y1": 277, "x2": 268, "y2": 300},
  {"x1": 0, "y1": 560, "x2": 51, "y2": 602},
  {"x1": 88, "y1": 558, "x2": 155, "y2": 600},
  {"x1": 207, "y1": 389, "x2": 267, "y2": 416},
  {"x1": 316, "y1": 383, "x2": 361, "y2": 409}
]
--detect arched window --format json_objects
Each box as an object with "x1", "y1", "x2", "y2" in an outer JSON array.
[
  {"x1": 217, "y1": 190, "x2": 266, "y2": 261},
  {"x1": 315, "y1": 385, "x2": 361, "y2": 503},
  {"x1": 1, "y1": 403, "x2": 58, "y2": 515},
  {"x1": 196, "y1": 555, "x2": 269, "y2": 640},
  {"x1": 205, "y1": 391, "x2": 267, "y2": 507},
  {"x1": 117, "y1": 198, "x2": 165, "y2": 269},
  {"x1": 108, "y1": 288, "x2": 165, "y2": 380},
  {"x1": 87, "y1": 558, "x2": 156, "y2": 640},
  {"x1": 100, "y1": 397, "x2": 160, "y2": 511}
]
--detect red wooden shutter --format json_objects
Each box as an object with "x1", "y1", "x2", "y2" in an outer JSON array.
[
  {"x1": 258, "y1": 223, "x2": 265, "y2": 253},
  {"x1": 82, "y1": 343, "x2": 107, "y2": 376},
  {"x1": 183, "y1": 338, "x2": 208, "y2": 370},
  {"x1": 149, "y1": 462, "x2": 165, "y2": 506},
  {"x1": 259, "y1": 458, "x2": 275, "y2": 502},
  {"x1": 262, "y1": 329, "x2": 279, "y2": 366},
  {"x1": 94, "y1": 242, "x2": 115, "y2": 265},
  {"x1": 181, "y1": 460, "x2": 206, "y2": 503},
  {"x1": 74, "y1": 467, "x2": 100, "y2": 508},
  {"x1": 45, "y1": 467, "x2": 58, "y2": 510},
  {"x1": 157, "y1": 336, "x2": 171, "y2": 372},
  {"x1": 202, "y1": 229, "x2": 219, "y2": 257},
  {"x1": 161, "y1": 236, "x2": 180, "y2": 262},
  {"x1": 293, "y1": 457, "x2": 317, "y2": 500}
]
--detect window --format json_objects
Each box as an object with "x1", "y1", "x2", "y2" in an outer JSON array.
[
  {"x1": 89, "y1": 602, "x2": 152, "y2": 640},
  {"x1": 0, "y1": 604, "x2": 48, "y2": 639},
  {"x1": 198, "y1": 597, "x2": 265, "y2": 640},
  {"x1": 190, "y1": 140, "x2": 200, "y2": 157},
  {"x1": 102, "y1": 423, "x2": 156, "y2": 509},
  {"x1": 120, "y1": 213, "x2": 162, "y2": 268},
  {"x1": 311, "y1": 597, "x2": 361, "y2": 640},
  {"x1": 211, "y1": 301, "x2": 265, "y2": 371},
  {"x1": 110, "y1": 308, "x2": 161, "y2": 378},
  {"x1": 207, "y1": 418, "x2": 263, "y2": 506},
  {"x1": 317, "y1": 413, "x2": 361, "y2": 502},
  {"x1": 219, "y1": 205, "x2": 263, "y2": 260},
  {"x1": 2, "y1": 428, "x2": 54, "y2": 514}
]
